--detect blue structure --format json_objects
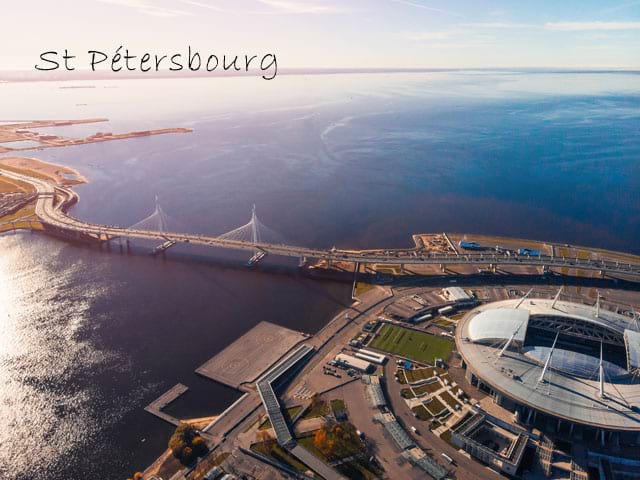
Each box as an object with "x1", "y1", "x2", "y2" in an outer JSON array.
[{"x1": 459, "y1": 240, "x2": 482, "y2": 250}]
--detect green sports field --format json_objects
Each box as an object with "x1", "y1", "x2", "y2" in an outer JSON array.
[{"x1": 370, "y1": 323, "x2": 453, "y2": 364}]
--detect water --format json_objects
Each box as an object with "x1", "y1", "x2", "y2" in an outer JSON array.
[{"x1": 0, "y1": 70, "x2": 639, "y2": 479}]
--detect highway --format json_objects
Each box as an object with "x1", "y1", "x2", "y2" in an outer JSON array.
[{"x1": 3, "y1": 168, "x2": 640, "y2": 278}]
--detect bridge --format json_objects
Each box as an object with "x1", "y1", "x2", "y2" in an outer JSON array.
[{"x1": 3, "y1": 167, "x2": 640, "y2": 279}]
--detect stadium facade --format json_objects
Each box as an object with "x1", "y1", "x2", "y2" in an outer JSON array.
[{"x1": 455, "y1": 296, "x2": 640, "y2": 447}]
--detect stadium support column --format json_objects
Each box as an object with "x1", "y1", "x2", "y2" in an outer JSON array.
[
  {"x1": 598, "y1": 341, "x2": 606, "y2": 399},
  {"x1": 551, "y1": 286, "x2": 563, "y2": 309},
  {"x1": 515, "y1": 288, "x2": 533, "y2": 309},
  {"x1": 538, "y1": 330, "x2": 560, "y2": 386}
]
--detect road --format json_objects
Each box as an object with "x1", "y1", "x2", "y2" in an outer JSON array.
[{"x1": 3, "y1": 168, "x2": 640, "y2": 278}]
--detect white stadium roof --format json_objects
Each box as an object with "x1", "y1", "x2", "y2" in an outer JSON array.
[
  {"x1": 624, "y1": 329, "x2": 640, "y2": 371},
  {"x1": 467, "y1": 308, "x2": 529, "y2": 344},
  {"x1": 457, "y1": 298, "x2": 640, "y2": 431}
]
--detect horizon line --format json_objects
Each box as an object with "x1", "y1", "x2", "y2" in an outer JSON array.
[{"x1": 2, "y1": 66, "x2": 639, "y2": 83}]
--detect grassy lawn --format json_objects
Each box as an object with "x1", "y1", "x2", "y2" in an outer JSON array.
[
  {"x1": 298, "y1": 423, "x2": 365, "y2": 462},
  {"x1": 337, "y1": 459, "x2": 384, "y2": 480},
  {"x1": 298, "y1": 435, "x2": 326, "y2": 459},
  {"x1": 370, "y1": 324, "x2": 453, "y2": 364},
  {"x1": 251, "y1": 440, "x2": 310, "y2": 473},
  {"x1": 302, "y1": 400, "x2": 330, "y2": 420},
  {"x1": 434, "y1": 318, "x2": 455, "y2": 327},
  {"x1": 354, "y1": 282, "x2": 376, "y2": 296},
  {"x1": 414, "y1": 381, "x2": 442, "y2": 395},
  {"x1": 300, "y1": 429, "x2": 382, "y2": 480},
  {"x1": 400, "y1": 388, "x2": 415, "y2": 399},
  {"x1": 331, "y1": 399, "x2": 346, "y2": 417},
  {"x1": 259, "y1": 405, "x2": 302, "y2": 430},
  {"x1": 425, "y1": 397, "x2": 447, "y2": 416},
  {"x1": 412, "y1": 405, "x2": 433, "y2": 421},
  {"x1": 577, "y1": 250, "x2": 591, "y2": 260},
  {"x1": 440, "y1": 429, "x2": 454, "y2": 446},
  {"x1": 439, "y1": 390, "x2": 463, "y2": 410}
]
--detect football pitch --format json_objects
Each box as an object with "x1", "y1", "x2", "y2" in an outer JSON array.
[{"x1": 370, "y1": 323, "x2": 453, "y2": 364}]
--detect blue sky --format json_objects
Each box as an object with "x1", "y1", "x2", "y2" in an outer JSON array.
[{"x1": 2, "y1": 0, "x2": 639, "y2": 69}]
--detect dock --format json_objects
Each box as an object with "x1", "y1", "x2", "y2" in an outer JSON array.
[{"x1": 145, "y1": 383, "x2": 189, "y2": 426}]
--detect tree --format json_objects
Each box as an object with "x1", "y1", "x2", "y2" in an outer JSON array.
[
  {"x1": 182, "y1": 446, "x2": 194, "y2": 464},
  {"x1": 192, "y1": 436, "x2": 208, "y2": 456},
  {"x1": 168, "y1": 423, "x2": 207, "y2": 465},
  {"x1": 313, "y1": 423, "x2": 364, "y2": 460}
]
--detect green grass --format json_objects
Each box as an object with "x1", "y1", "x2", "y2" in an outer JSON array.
[
  {"x1": 302, "y1": 400, "x2": 330, "y2": 420},
  {"x1": 412, "y1": 405, "x2": 433, "y2": 421},
  {"x1": 434, "y1": 318, "x2": 455, "y2": 327},
  {"x1": 371, "y1": 324, "x2": 453, "y2": 364},
  {"x1": 440, "y1": 429, "x2": 454, "y2": 446},
  {"x1": 401, "y1": 388, "x2": 415, "y2": 399},
  {"x1": 354, "y1": 282, "x2": 376, "y2": 296},
  {"x1": 259, "y1": 406, "x2": 302, "y2": 430},
  {"x1": 298, "y1": 423, "x2": 365, "y2": 462},
  {"x1": 251, "y1": 440, "x2": 310, "y2": 473},
  {"x1": 298, "y1": 435, "x2": 326, "y2": 459},
  {"x1": 401, "y1": 381, "x2": 442, "y2": 400},
  {"x1": 331, "y1": 399, "x2": 346, "y2": 417},
  {"x1": 425, "y1": 397, "x2": 447, "y2": 416},
  {"x1": 414, "y1": 381, "x2": 442, "y2": 395},
  {"x1": 337, "y1": 459, "x2": 384, "y2": 480},
  {"x1": 439, "y1": 390, "x2": 462, "y2": 410}
]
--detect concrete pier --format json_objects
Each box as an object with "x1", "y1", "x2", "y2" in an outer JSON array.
[{"x1": 144, "y1": 383, "x2": 189, "y2": 426}]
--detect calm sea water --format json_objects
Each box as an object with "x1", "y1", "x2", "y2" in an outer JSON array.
[{"x1": 0, "y1": 71, "x2": 639, "y2": 479}]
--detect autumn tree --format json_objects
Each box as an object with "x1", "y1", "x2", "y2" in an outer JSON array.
[{"x1": 168, "y1": 423, "x2": 208, "y2": 465}]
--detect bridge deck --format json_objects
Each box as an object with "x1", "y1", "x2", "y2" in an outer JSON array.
[{"x1": 3, "y1": 167, "x2": 640, "y2": 279}]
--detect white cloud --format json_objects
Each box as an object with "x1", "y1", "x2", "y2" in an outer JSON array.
[
  {"x1": 256, "y1": 0, "x2": 342, "y2": 14},
  {"x1": 98, "y1": 0, "x2": 191, "y2": 17},
  {"x1": 390, "y1": 0, "x2": 461, "y2": 17},
  {"x1": 176, "y1": 0, "x2": 226, "y2": 12},
  {"x1": 464, "y1": 22, "x2": 537, "y2": 29},
  {"x1": 406, "y1": 31, "x2": 453, "y2": 41},
  {"x1": 545, "y1": 21, "x2": 640, "y2": 31}
]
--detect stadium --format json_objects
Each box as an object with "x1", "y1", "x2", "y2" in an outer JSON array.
[{"x1": 455, "y1": 293, "x2": 640, "y2": 447}]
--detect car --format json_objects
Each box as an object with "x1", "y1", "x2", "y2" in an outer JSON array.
[{"x1": 441, "y1": 453, "x2": 455, "y2": 465}]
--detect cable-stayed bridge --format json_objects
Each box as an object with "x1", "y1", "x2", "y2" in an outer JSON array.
[
  {"x1": 4, "y1": 167, "x2": 640, "y2": 278},
  {"x1": 125, "y1": 198, "x2": 287, "y2": 262}
]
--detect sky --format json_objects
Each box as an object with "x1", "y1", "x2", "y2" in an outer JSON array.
[{"x1": 1, "y1": 0, "x2": 639, "y2": 70}]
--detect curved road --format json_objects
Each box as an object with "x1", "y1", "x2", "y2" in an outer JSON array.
[{"x1": 3, "y1": 168, "x2": 640, "y2": 278}]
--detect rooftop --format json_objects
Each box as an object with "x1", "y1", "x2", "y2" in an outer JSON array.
[{"x1": 457, "y1": 300, "x2": 640, "y2": 431}]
